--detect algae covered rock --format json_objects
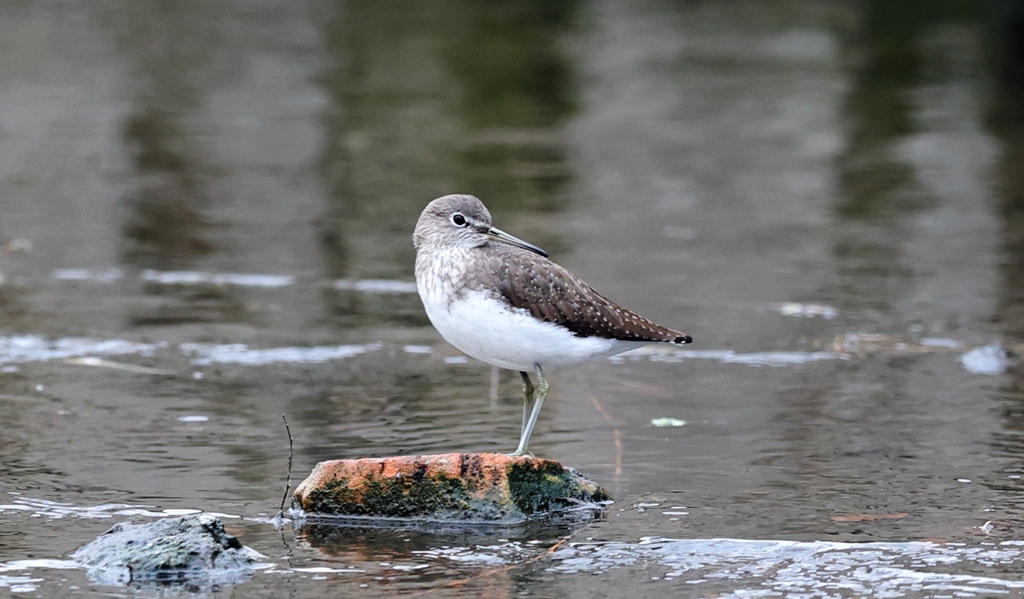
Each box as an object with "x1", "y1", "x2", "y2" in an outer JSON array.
[
  {"x1": 72, "y1": 514, "x2": 264, "y2": 588},
  {"x1": 293, "y1": 453, "x2": 610, "y2": 523}
]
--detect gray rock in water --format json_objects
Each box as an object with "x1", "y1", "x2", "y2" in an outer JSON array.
[{"x1": 72, "y1": 514, "x2": 264, "y2": 589}]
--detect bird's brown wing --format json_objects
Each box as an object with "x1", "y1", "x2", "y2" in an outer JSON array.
[{"x1": 478, "y1": 246, "x2": 692, "y2": 344}]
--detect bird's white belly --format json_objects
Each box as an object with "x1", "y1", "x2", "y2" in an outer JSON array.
[{"x1": 421, "y1": 289, "x2": 628, "y2": 371}]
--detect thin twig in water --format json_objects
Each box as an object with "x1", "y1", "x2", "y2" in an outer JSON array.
[
  {"x1": 588, "y1": 392, "x2": 623, "y2": 477},
  {"x1": 278, "y1": 413, "x2": 294, "y2": 516}
]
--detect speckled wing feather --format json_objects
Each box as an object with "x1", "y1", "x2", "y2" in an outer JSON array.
[{"x1": 476, "y1": 244, "x2": 692, "y2": 344}]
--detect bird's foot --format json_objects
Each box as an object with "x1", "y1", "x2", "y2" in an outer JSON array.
[{"x1": 505, "y1": 449, "x2": 534, "y2": 458}]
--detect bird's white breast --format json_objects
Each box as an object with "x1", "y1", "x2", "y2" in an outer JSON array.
[{"x1": 416, "y1": 250, "x2": 631, "y2": 371}]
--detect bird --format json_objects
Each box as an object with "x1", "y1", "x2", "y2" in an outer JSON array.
[{"x1": 413, "y1": 194, "x2": 692, "y2": 457}]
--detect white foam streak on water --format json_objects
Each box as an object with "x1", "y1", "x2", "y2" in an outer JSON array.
[
  {"x1": 777, "y1": 302, "x2": 837, "y2": 319},
  {"x1": 180, "y1": 342, "x2": 381, "y2": 366},
  {"x1": 49, "y1": 268, "x2": 124, "y2": 282},
  {"x1": 49, "y1": 268, "x2": 424, "y2": 294},
  {"x1": 0, "y1": 336, "x2": 382, "y2": 367},
  {"x1": 51, "y1": 268, "x2": 295, "y2": 287},
  {"x1": 920, "y1": 337, "x2": 963, "y2": 348},
  {"x1": 0, "y1": 559, "x2": 79, "y2": 573},
  {"x1": 0, "y1": 560, "x2": 78, "y2": 592},
  {"x1": 0, "y1": 497, "x2": 215, "y2": 520},
  {"x1": 65, "y1": 356, "x2": 175, "y2": 375},
  {"x1": 616, "y1": 347, "x2": 849, "y2": 367},
  {"x1": 291, "y1": 567, "x2": 367, "y2": 574},
  {"x1": 721, "y1": 351, "x2": 847, "y2": 366},
  {"x1": 141, "y1": 270, "x2": 295, "y2": 287},
  {"x1": 331, "y1": 279, "x2": 419, "y2": 294},
  {"x1": 0, "y1": 336, "x2": 163, "y2": 364}
]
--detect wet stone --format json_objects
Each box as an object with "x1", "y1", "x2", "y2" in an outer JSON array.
[
  {"x1": 71, "y1": 514, "x2": 264, "y2": 589},
  {"x1": 293, "y1": 453, "x2": 610, "y2": 524}
]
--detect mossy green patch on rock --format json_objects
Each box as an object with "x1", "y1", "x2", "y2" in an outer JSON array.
[
  {"x1": 305, "y1": 471, "x2": 477, "y2": 519},
  {"x1": 294, "y1": 453, "x2": 609, "y2": 523},
  {"x1": 507, "y1": 461, "x2": 610, "y2": 514}
]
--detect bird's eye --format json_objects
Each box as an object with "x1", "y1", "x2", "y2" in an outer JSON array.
[{"x1": 451, "y1": 213, "x2": 467, "y2": 227}]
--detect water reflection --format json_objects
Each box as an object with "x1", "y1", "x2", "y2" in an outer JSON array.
[
  {"x1": 316, "y1": 0, "x2": 578, "y2": 331},
  {"x1": 836, "y1": 1, "x2": 927, "y2": 221},
  {"x1": 297, "y1": 522, "x2": 570, "y2": 597},
  {"x1": 108, "y1": 0, "x2": 221, "y2": 267}
]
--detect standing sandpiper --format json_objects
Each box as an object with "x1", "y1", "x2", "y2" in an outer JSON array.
[{"x1": 414, "y1": 194, "x2": 693, "y2": 456}]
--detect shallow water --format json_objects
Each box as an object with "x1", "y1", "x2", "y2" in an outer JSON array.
[{"x1": 2, "y1": 0, "x2": 1024, "y2": 596}]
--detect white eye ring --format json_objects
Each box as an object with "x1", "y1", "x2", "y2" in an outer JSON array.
[{"x1": 451, "y1": 213, "x2": 468, "y2": 227}]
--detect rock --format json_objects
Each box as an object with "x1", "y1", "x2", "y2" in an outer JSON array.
[
  {"x1": 293, "y1": 453, "x2": 610, "y2": 523},
  {"x1": 72, "y1": 514, "x2": 264, "y2": 588}
]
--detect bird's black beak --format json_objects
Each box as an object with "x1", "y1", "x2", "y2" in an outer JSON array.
[{"x1": 486, "y1": 226, "x2": 548, "y2": 257}]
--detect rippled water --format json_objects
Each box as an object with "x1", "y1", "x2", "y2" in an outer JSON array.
[
  {"x1": 2, "y1": 0, "x2": 1024, "y2": 597},
  {"x1": 551, "y1": 537, "x2": 1024, "y2": 595}
]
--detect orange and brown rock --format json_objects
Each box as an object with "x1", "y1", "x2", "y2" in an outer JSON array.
[{"x1": 293, "y1": 453, "x2": 610, "y2": 523}]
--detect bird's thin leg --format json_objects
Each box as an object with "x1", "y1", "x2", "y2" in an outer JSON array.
[
  {"x1": 509, "y1": 364, "x2": 548, "y2": 457},
  {"x1": 518, "y1": 370, "x2": 535, "y2": 441}
]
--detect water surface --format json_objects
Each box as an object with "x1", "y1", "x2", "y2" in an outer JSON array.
[{"x1": 2, "y1": 0, "x2": 1024, "y2": 596}]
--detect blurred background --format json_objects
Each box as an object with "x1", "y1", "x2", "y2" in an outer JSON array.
[{"x1": 2, "y1": 0, "x2": 1024, "y2": 596}]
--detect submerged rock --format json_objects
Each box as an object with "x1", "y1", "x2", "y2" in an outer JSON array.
[
  {"x1": 293, "y1": 453, "x2": 610, "y2": 524},
  {"x1": 72, "y1": 514, "x2": 264, "y2": 588}
]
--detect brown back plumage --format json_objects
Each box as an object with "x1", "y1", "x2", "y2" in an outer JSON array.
[{"x1": 470, "y1": 243, "x2": 692, "y2": 344}]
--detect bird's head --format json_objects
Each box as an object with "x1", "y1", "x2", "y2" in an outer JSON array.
[{"x1": 413, "y1": 194, "x2": 547, "y2": 257}]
